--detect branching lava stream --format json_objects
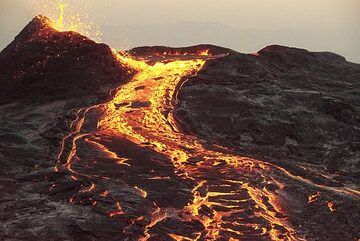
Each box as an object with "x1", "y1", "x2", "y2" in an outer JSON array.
[
  {"x1": 94, "y1": 53, "x2": 298, "y2": 240},
  {"x1": 54, "y1": 47, "x2": 360, "y2": 240},
  {"x1": 5, "y1": 2, "x2": 359, "y2": 240},
  {"x1": 45, "y1": 3, "x2": 300, "y2": 239}
]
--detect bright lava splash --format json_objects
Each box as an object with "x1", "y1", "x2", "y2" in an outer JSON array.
[
  {"x1": 52, "y1": 1, "x2": 66, "y2": 31},
  {"x1": 31, "y1": 0, "x2": 102, "y2": 41}
]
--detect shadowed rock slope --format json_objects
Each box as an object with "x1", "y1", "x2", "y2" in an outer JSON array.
[{"x1": 176, "y1": 45, "x2": 360, "y2": 184}]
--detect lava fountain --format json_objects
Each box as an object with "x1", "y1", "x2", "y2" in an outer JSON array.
[{"x1": 30, "y1": 0, "x2": 102, "y2": 41}]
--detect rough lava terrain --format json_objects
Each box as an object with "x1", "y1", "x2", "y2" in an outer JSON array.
[
  {"x1": 174, "y1": 46, "x2": 360, "y2": 240},
  {"x1": 0, "y1": 16, "x2": 359, "y2": 241}
]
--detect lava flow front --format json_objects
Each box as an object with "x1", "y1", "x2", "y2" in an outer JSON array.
[{"x1": 55, "y1": 49, "x2": 300, "y2": 240}]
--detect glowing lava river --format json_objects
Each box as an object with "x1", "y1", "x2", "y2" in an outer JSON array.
[
  {"x1": 0, "y1": 3, "x2": 359, "y2": 237},
  {"x1": 0, "y1": 0, "x2": 359, "y2": 238},
  {"x1": 100, "y1": 55, "x2": 297, "y2": 240},
  {"x1": 52, "y1": 49, "x2": 359, "y2": 241},
  {"x1": 52, "y1": 52, "x2": 291, "y2": 240}
]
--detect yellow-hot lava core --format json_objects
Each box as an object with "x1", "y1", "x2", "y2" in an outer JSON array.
[{"x1": 53, "y1": 1, "x2": 65, "y2": 31}]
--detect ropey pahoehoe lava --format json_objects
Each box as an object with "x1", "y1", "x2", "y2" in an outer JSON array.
[{"x1": 0, "y1": 6, "x2": 360, "y2": 241}]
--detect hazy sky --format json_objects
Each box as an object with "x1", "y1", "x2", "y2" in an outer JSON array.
[{"x1": 1, "y1": 0, "x2": 359, "y2": 62}]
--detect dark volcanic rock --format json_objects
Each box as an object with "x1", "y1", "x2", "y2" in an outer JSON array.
[
  {"x1": 176, "y1": 45, "x2": 360, "y2": 176},
  {"x1": 0, "y1": 15, "x2": 133, "y2": 104},
  {"x1": 174, "y1": 45, "x2": 360, "y2": 241},
  {"x1": 129, "y1": 44, "x2": 236, "y2": 56}
]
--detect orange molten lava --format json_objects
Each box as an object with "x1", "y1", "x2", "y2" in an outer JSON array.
[
  {"x1": 95, "y1": 52, "x2": 299, "y2": 240},
  {"x1": 327, "y1": 201, "x2": 336, "y2": 212},
  {"x1": 52, "y1": 34, "x2": 299, "y2": 238},
  {"x1": 308, "y1": 193, "x2": 320, "y2": 204}
]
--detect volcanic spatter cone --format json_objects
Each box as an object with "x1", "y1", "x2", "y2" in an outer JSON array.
[{"x1": 0, "y1": 15, "x2": 133, "y2": 104}]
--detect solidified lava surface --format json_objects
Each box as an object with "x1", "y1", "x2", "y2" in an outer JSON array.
[{"x1": 0, "y1": 16, "x2": 359, "y2": 241}]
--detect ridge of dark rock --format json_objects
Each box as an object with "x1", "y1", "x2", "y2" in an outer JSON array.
[
  {"x1": 129, "y1": 44, "x2": 237, "y2": 56},
  {"x1": 176, "y1": 46, "x2": 360, "y2": 174},
  {"x1": 174, "y1": 45, "x2": 360, "y2": 240},
  {"x1": 257, "y1": 45, "x2": 350, "y2": 70}
]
